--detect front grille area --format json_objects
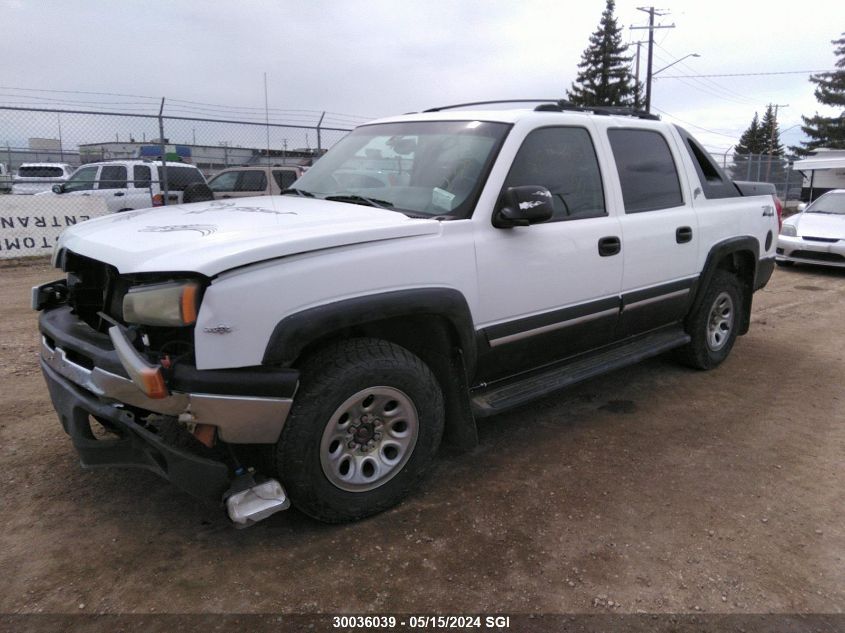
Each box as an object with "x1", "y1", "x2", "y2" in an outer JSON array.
[
  {"x1": 62, "y1": 250, "x2": 126, "y2": 332},
  {"x1": 789, "y1": 250, "x2": 845, "y2": 263},
  {"x1": 802, "y1": 236, "x2": 840, "y2": 243}
]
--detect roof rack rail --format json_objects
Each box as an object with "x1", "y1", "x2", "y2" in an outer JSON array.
[
  {"x1": 421, "y1": 98, "x2": 660, "y2": 120},
  {"x1": 423, "y1": 99, "x2": 561, "y2": 112},
  {"x1": 535, "y1": 100, "x2": 660, "y2": 120}
]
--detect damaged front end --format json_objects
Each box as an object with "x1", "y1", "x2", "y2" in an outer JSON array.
[{"x1": 34, "y1": 250, "x2": 295, "y2": 526}]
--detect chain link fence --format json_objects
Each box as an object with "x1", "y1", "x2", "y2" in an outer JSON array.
[
  {"x1": 714, "y1": 152, "x2": 805, "y2": 203},
  {"x1": 0, "y1": 104, "x2": 353, "y2": 258}
]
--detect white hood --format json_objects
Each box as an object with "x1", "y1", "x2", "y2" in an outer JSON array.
[
  {"x1": 56, "y1": 196, "x2": 440, "y2": 276},
  {"x1": 793, "y1": 212, "x2": 845, "y2": 238}
]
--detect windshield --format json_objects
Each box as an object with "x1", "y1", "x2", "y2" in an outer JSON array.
[
  {"x1": 292, "y1": 120, "x2": 510, "y2": 218},
  {"x1": 806, "y1": 192, "x2": 845, "y2": 215}
]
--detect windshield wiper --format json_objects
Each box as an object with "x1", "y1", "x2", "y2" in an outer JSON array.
[
  {"x1": 324, "y1": 194, "x2": 394, "y2": 209},
  {"x1": 279, "y1": 188, "x2": 315, "y2": 197}
]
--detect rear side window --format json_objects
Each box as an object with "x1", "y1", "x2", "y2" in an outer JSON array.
[
  {"x1": 133, "y1": 165, "x2": 151, "y2": 189},
  {"x1": 19, "y1": 166, "x2": 64, "y2": 178},
  {"x1": 98, "y1": 165, "x2": 127, "y2": 189},
  {"x1": 158, "y1": 166, "x2": 205, "y2": 191},
  {"x1": 273, "y1": 170, "x2": 298, "y2": 190},
  {"x1": 503, "y1": 126, "x2": 606, "y2": 222},
  {"x1": 238, "y1": 170, "x2": 267, "y2": 192},
  {"x1": 608, "y1": 129, "x2": 683, "y2": 213}
]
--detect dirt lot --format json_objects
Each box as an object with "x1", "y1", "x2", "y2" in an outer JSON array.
[{"x1": 0, "y1": 259, "x2": 842, "y2": 616}]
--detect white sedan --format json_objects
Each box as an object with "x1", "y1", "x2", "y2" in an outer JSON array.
[{"x1": 777, "y1": 190, "x2": 845, "y2": 268}]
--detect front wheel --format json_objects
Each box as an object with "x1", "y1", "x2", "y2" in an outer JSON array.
[
  {"x1": 676, "y1": 270, "x2": 743, "y2": 370},
  {"x1": 275, "y1": 338, "x2": 444, "y2": 523}
]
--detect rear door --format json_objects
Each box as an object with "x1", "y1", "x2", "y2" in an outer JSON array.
[
  {"x1": 603, "y1": 125, "x2": 699, "y2": 338},
  {"x1": 95, "y1": 164, "x2": 130, "y2": 212}
]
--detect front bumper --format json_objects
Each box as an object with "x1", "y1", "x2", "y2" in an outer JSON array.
[
  {"x1": 38, "y1": 304, "x2": 298, "y2": 500},
  {"x1": 776, "y1": 235, "x2": 845, "y2": 268},
  {"x1": 41, "y1": 359, "x2": 231, "y2": 500},
  {"x1": 39, "y1": 305, "x2": 297, "y2": 444}
]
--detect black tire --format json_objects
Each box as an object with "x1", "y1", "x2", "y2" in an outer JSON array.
[
  {"x1": 675, "y1": 270, "x2": 743, "y2": 370},
  {"x1": 275, "y1": 338, "x2": 444, "y2": 523},
  {"x1": 775, "y1": 259, "x2": 794, "y2": 267}
]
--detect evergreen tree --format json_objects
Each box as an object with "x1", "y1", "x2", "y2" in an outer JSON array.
[
  {"x1": 567, "y1": 0, "x2": 637, "y2": 107},
  {"x1": 759, "y1": 104, "x2": 784, "y2": 156},
  {"x1": 734, "y1": 113, "x2": 767, "y2": 155},
  {"x1": 791, "y1": 33, "x2": 845, "y2": 156}
]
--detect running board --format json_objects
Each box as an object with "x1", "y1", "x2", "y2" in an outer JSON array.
[{"x1": 471, "y1": 328, "x2": 691, "y2": 417}]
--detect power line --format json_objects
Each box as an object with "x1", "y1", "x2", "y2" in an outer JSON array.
[
  {"x1": 651, "y1": 106, "x2": 740, "y2": 139},
  {"x1": 658, "y1": 69, "x2": 831, "y2": 78}
]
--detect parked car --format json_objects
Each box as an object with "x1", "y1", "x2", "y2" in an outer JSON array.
[
  {"x1": 0, "y1": 163, "x2": 12, "y2": 193},
  {"x1": 39, "y1": 160, "x2": 207, "y2": 211},
  {"x1": 11, "y1": 163, "x2": 73, "y2": 195},
  {"x1": 206, "y1": 165, "x2": 305, "y2": 198},
  {"x1": 34, "y1": 101, "x2": 779, "y2": 526},
  {"x1": 777, "y1": 189, "x2": 845, "y2": 267}
]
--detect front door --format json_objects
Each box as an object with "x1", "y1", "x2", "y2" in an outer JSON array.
[{"x1": 474, "y1": 125, "x2": 624, "y2": 381}]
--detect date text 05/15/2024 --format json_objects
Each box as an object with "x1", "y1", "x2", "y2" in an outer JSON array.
[{"x1": 332, "y1": 615, "x2": 511, "y2": 629}]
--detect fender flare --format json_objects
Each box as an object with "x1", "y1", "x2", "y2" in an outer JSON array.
[
  {"x1": 261, "y1": 288, "x2": 477, "y2": 372},
  {"x1": 689, "y1": 236, "x2": 759, "y2": 334}
]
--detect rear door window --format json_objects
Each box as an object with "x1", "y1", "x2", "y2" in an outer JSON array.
[
  {"x1": 133, "y1": 165, "x2": 151, "y2": 189},
  {"x1": 98, "y1": 165, "x2": 127, "y2": 189},
  {"x1": 607, "y1": 129, "x2": 683, "y2": 213},
  {"x1": 238, "y1": 170, "x2": 267, "y2": 192},
  {"x1": 272, "y1": 170, "x2": 298, "y2": 190}
]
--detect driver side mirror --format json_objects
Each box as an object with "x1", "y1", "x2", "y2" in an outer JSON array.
[
  {"x1": 796, "y1": 202, "x2": 807, "y2": 212},
  {"x1": 493, "y1": 186, "x2": 554, "y2": 228},
  {"x1": 52, "y1": 183, "x2": 65, "y2": 194}
]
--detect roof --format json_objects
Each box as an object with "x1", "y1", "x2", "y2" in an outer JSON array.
[{"x1": 793, "y1": 156, "x2": 845, "y2": 171}]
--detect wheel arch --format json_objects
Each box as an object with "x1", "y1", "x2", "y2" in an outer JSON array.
[
  {"x1": 689, "y1": 237, "x2": 759, "y2": 335},
  {"x1": 262, "y1": 288, "x2": 480, "y2": 450}
]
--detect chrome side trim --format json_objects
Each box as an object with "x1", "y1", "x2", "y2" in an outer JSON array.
[
  {"x1": 623, "y1": 288, "x2": 689, "y2": 311},
  {"x1": 41, "y1": 338, "x2": 291, "y2": 444},
  {"x1": 488, "y1": 307, "x2": 619, "y2": 348}
]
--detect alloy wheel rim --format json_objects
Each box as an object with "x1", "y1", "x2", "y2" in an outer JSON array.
[
  {"x1": 706, "y1": 291, "x2": 734, "y2": 351},
  {"x1": 319, "y1": 386, "x2": 419, "y2": 492}
]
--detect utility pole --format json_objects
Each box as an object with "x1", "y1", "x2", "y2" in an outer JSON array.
[
  {"x1": 630, "y1": 7, "x2": 675, "y2": 113},
  {"x1": 765, "y1": 103, "x2": 789, "y2": 180},
  {"x1": 633, "y1": 40, "x2": 648, "y2": 109}
]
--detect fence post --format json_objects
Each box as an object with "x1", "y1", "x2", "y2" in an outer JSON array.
[
  {"x1": 158, "y1": 98, "x2": 170, "y2": 205},
  {"x1": 316, "y1": 111, "x2": 325, "y2": 151},
  {"x1": 783, "y1": 160, "x2": 792, "y2": 200}
]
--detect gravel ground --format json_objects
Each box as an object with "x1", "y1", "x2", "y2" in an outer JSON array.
[{"x1": 0, "y1": 259, "x2": 842, "y2": 616}]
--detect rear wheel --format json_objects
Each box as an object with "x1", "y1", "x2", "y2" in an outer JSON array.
[
  {"x1": 676, "y1": 270, "x2": 743, "y2": 370},
  {"x1": 275, "y1": 338, "x2": 444, "y2": 523}
]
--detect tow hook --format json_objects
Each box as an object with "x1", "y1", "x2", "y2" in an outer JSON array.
[{"x1": 223, "y1": 470, "x2": 290, "y2": 528}]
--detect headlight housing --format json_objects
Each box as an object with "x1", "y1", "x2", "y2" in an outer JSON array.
[
  {"x1": 123, "y1": 280, "x2": 201, "y2": 327},
  {"x1": 780, "y1": 223, "x2": 797, "y2": 237}
]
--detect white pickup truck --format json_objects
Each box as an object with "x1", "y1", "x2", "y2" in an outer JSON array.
[{"x1": 33, "y1": 101, "x2": 780, "y2": 526}]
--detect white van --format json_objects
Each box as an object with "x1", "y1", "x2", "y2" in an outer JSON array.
[
  {"x1": 11, "y1": 163, "x2": 73, "y2": 195},
  {"x1": 42, "y1": 160, "x2": 208, "y2": 212}
]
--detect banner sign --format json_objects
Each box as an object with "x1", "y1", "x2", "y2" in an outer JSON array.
[{"x1": 0, "y1": 196, "x2": 109, "y2": 259}]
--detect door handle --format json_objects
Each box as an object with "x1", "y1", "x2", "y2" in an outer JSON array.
[
  {"x1": 676, "y1": 226, "x2": 693, "y2": 243},
  {"x1": 114, "y1": 192, "x2": 125, "y2": 197},
  {"x1": 598, "y1": 236, "x2": 621, "y2": 257}
]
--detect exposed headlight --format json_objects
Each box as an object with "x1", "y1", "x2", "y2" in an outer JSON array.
[
  {"x1": 123, "y1": 281, "x2": 201, "y2": 327},
  {"x1": 780, "y1": 224, "x2": 797, "y2": 237}
]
